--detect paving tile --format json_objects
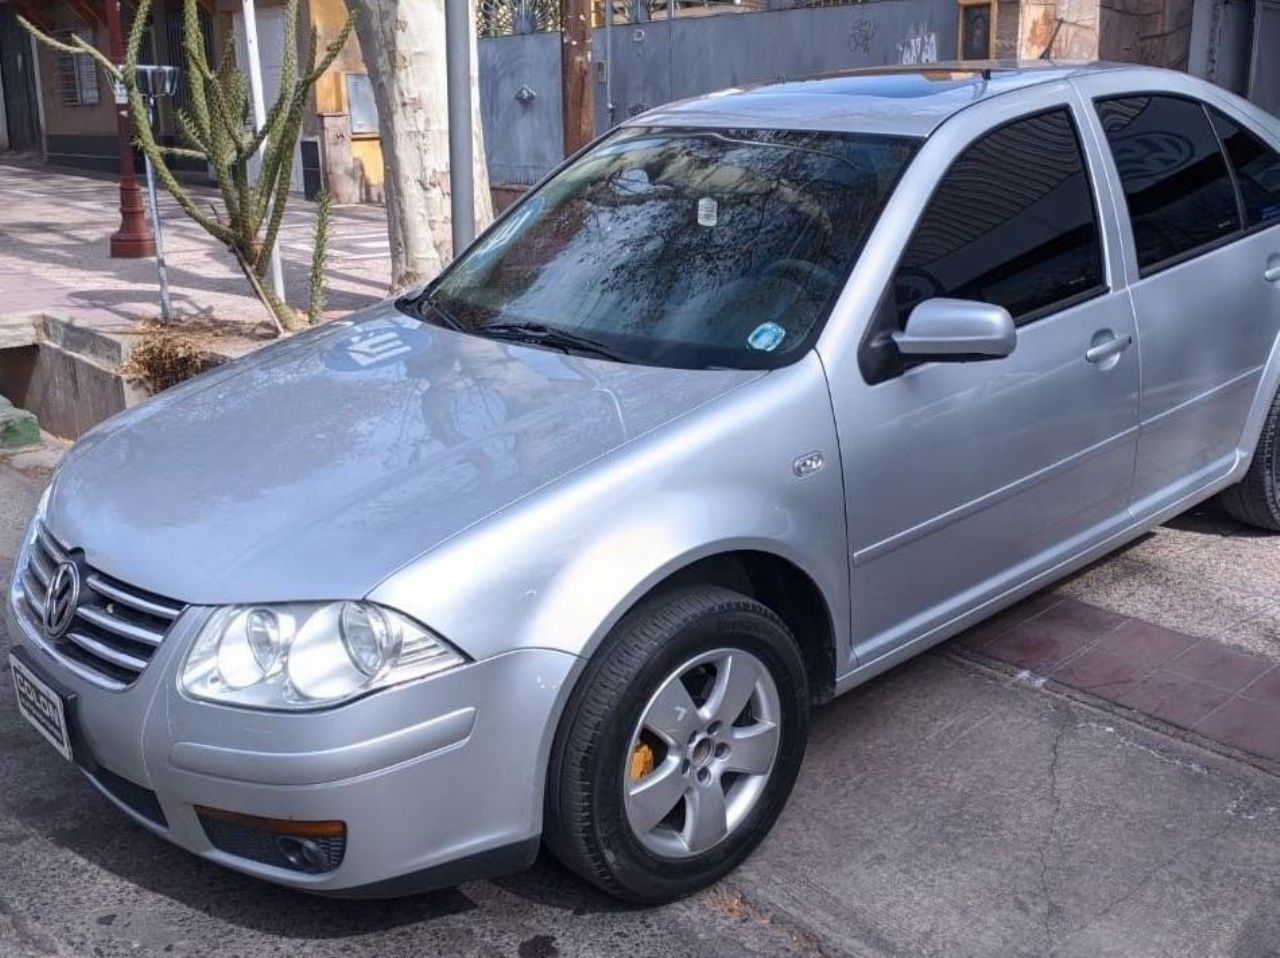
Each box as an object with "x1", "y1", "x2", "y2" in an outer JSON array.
[
  {"x1": 1095, "y1": 618, "x2": 1199, "y2": 671},
  {"x1": 1193, "y1": 697, "x2": 1280, "y2": 763},
  {"x1": 1165, "y1": 641, "x2": 1275, "y2": 693},
  {"x1": 1112, "y1": 669, "x2": 1236, "y2": 729},
  {"x1": 1239, "y1": 667, "x2": 1280, "y2": 705},
  {"x1": 1057, "y1": 557, "x2": 1272, "y2": 640},
  {"x1": 1049, "y1": 646, "x2": 1149, "y2": 697},
  {"x1": 982, "y1": 598, "x2": 1127, "y2": 671},
  {"x1": 953, "y1": 591, "x2": 1063, "y2": 651}
]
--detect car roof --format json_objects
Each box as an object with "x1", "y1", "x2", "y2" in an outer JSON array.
[{"x1": 632, "y1": 60, "x2": 1135, "y2": 138}]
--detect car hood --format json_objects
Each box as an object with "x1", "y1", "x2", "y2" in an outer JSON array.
[{"x1": 46, "y1": 305, "x2": 762, "y2": 604}]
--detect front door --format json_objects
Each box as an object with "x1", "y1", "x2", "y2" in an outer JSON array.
[
  {"x1": 839, "y1": 104, "x2": 1141, "y2": 665},
  {"x1": 0, "y1": 6, "x2": 42, "y2": 152}
]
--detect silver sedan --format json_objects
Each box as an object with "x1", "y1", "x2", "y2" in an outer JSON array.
[{"x1": 8, "y1": 61, "x2": 1280, "y2": 903}]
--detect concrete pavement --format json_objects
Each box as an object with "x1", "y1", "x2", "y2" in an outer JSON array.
[{"x1": 1, "y1": 460, "x2": 1279, "y2": 957}]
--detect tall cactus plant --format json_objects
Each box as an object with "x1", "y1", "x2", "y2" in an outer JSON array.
[{"x1": 21, "y1": 0, "x2": 353, "y2": 333}]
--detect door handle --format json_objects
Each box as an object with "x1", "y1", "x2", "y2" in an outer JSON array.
[
  {"x1": 1085, "y1": 334, "x2": 1133, "y2": 364},
  {"x1": 1264, "y1": 264, "x2": 1280, "y2": 283}
]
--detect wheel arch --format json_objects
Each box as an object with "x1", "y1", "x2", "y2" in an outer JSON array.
[{"x1": 587, "y1": 548, "x2": 839, "y2": 706}]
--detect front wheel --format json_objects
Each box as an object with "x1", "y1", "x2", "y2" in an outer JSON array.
[{"x1": 544, "y1": 586, "x2": 809, "y2": 903}]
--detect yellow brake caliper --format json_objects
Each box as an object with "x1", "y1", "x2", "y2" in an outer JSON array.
[{"x1": 630, "y1": 741, "x2": 656, "y2": 781}]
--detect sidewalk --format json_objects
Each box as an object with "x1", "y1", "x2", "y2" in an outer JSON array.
[{"x1": 0, "y1": 157, "x2": 393, "y2": 334}]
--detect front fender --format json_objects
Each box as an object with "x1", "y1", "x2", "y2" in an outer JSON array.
[{"x1": 368, "y1": 352, "x2": 851, "y2": 668}]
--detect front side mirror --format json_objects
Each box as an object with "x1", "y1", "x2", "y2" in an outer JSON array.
[{"x1": 891, "y1": 298, "x2": 1016, "y2": 361}]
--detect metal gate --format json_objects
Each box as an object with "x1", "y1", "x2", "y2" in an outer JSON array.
[
  {"x1": 0, "y1": 5, "x2": 42, "y2": 152},
  {"x1": 481, "y1": 0, "x2": 957, "y2": 185},
  {"x1": 1251, "y1": 0, "x2": 1280, "y2": 116}
]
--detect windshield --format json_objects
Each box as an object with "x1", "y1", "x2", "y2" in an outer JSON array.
[{"x1": 414, "y1": 126, "x2": 918, "y2": 370}]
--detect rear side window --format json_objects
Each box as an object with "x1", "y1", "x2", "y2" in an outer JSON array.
[
  {"x1": 860, "y1": 108, "x2": 1105, "y2": 384},
  {"x1": 1209, "y1": 108, "x2": 1280, "y2": 229},
  {"x1": 1096, "y1": 95, "x2": 1241, "y2": 273}
]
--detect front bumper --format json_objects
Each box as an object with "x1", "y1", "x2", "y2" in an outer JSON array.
[{"x1": 5, "y1": 592, "x2": 580, "y2": 895}]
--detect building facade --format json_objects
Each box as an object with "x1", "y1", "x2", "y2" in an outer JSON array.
[{"x1": 0, "y1": 0, "x2": 1275, "y2": 204}]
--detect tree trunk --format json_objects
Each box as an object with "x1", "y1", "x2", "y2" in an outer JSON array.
[{"x1": 347, "y1": 0, "x2": 493, "y2": 290}]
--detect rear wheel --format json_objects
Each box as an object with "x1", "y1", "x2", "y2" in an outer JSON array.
[
  {"x1": 544, "y1": 585, "x2": 809, "y2": 903},
  {"x1": 1220, "y1": 386, "x2": 1280, "y2": 531}
]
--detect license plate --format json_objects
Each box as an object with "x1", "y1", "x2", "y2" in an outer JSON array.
[{"x1": 10, "y1": 653, "x2": 73, "y2": 762}]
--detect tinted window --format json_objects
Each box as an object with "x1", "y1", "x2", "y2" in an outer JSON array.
[
  {"x1": 1209, "y1": 108, "x2": 1280, "y2": 229},
  {"x1": 860, "y1": 109, "x2": 1105, "y2": 384},
  {"x1": 899, "y1": 110, "x2": 1104, "y2": 321},
  {"x1": 1096, "y1": 96, "x2": 1241, "y2": 272},
  {"x1": 420, "y1": 127, "x2": 917, "y2": 371}
]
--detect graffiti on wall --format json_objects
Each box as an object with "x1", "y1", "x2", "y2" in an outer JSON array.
[{"x1": 898, "y1": 23, "x2": 939, "y2": 64}]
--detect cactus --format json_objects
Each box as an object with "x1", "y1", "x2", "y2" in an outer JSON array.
[
  {"x1": 20, "y1": 0, "x2": 353, "y2": 334},
  {"x1": 308, "y1": 190, "x2": 332, "y2": 326}
]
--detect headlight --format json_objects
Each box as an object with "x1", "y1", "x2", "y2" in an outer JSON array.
[
  {"x1": 14, "y1": 485, "x2": 51, "y2": 577},
  {"x1": 180, "y1": 601, "x2": 467, "y2": 710}
]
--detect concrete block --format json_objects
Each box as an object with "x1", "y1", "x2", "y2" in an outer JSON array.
[
  {"x1": 38, "y1": 313, "x2": 132, "y2": 366},
  {"x1": 0, "y1": 313, "x2": 40, "y2": 351},
  {"x1": 24, "y1": 339, "x2": 134, "y2": 440}
]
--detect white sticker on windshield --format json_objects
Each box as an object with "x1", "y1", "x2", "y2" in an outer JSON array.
[
  {"x1": 748, "y1": 322, "x2": 787, "y2": 352},
  {"x1": 697, "y1": 197, "x2": 718, "y2": 227}
]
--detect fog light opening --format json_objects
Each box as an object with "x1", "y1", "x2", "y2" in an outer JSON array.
[
  {"x1": 275, "y1": 835, "x2": 329, "y2": 873},
  {"x1": 194, "y1": 805, "x2": 348, "y2": 874}
]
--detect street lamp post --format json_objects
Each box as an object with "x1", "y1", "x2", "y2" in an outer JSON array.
[
  {"x1": 239, "y1": 0, "x2": 285, "y2": 300},
  {"x1": 103, "y1": 0, "x2": 154, "y2": 258},
  {"x1": 444, "y1": 0, "x2": 475, "y2": 255}
]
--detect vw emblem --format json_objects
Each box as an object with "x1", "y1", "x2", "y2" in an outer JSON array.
[{"x1": 43, "y1": 561, "x2": 80, "y2": 639}]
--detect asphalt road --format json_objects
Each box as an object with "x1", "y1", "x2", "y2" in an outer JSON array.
[{"x1": 2, "y1": 462, "x2": 1279, "y2": 958}]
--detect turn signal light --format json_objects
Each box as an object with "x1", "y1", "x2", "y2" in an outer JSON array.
[{"x1": 193, "y1": 805, "x2": 346, "y2": 839}]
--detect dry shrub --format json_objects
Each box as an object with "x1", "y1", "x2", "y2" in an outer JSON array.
[{"x1": 121, "y1": 324, "x2": 208, "y2": 394}]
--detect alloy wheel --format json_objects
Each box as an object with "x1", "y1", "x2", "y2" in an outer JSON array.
[{"x1": 623, "y1": 648, "x2": 781, "y2": 858}]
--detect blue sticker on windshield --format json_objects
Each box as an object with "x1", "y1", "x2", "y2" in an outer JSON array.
[
  {"x1": 325, "y1": 316, "x2": 433, "y2": 371},
  {"x1": 747, "y1": 322, "x2": 786, "y2": 352}
]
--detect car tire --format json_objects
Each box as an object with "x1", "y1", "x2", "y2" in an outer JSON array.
[
  {"x1": 1219, "y1": 386, "x2": 1280, "y2": 531},
  {"x1": 544, "y1": 585, "x2": 809, "y2": 903}
]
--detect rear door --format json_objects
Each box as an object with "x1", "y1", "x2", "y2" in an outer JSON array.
[{"x1": 1084, "y1": 88, "x2": 1280, "y2": 513}]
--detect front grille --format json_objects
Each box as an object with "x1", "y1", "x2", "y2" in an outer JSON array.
[{"x1": 18, "y1": 523, "x2": 184, "y2": 689}]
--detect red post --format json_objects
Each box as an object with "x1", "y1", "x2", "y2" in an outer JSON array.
[{"x1": 104, "y1": 0, "x2": 153, "y2": 258}]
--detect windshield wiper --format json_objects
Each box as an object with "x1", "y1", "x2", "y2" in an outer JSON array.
[
  {"x1": 416, "y1": 295, "x2": 464, "y2": 331},
  {"x1": 480, "y1": 322, "x2": 634, "y2": 364}
]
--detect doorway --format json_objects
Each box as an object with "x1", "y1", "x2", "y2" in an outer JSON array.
[{"x1": 0, "y1": 5, "x2": 43, "y2": 152}]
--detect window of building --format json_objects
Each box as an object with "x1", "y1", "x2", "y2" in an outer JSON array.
[
  {"x1": 1209, "y1": 108, "x2": 1280, "y2": 231},
  {"x1": 57, "y1": 33, "x2": 100, "y2": 107},
  {"x1": 1096, "y1": 95, "x2": 1242, "y2": 274}
]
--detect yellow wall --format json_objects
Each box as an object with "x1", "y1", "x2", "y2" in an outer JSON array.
[{"x1": 309, "y1": 0, "x2": 384, "y2": 188}]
